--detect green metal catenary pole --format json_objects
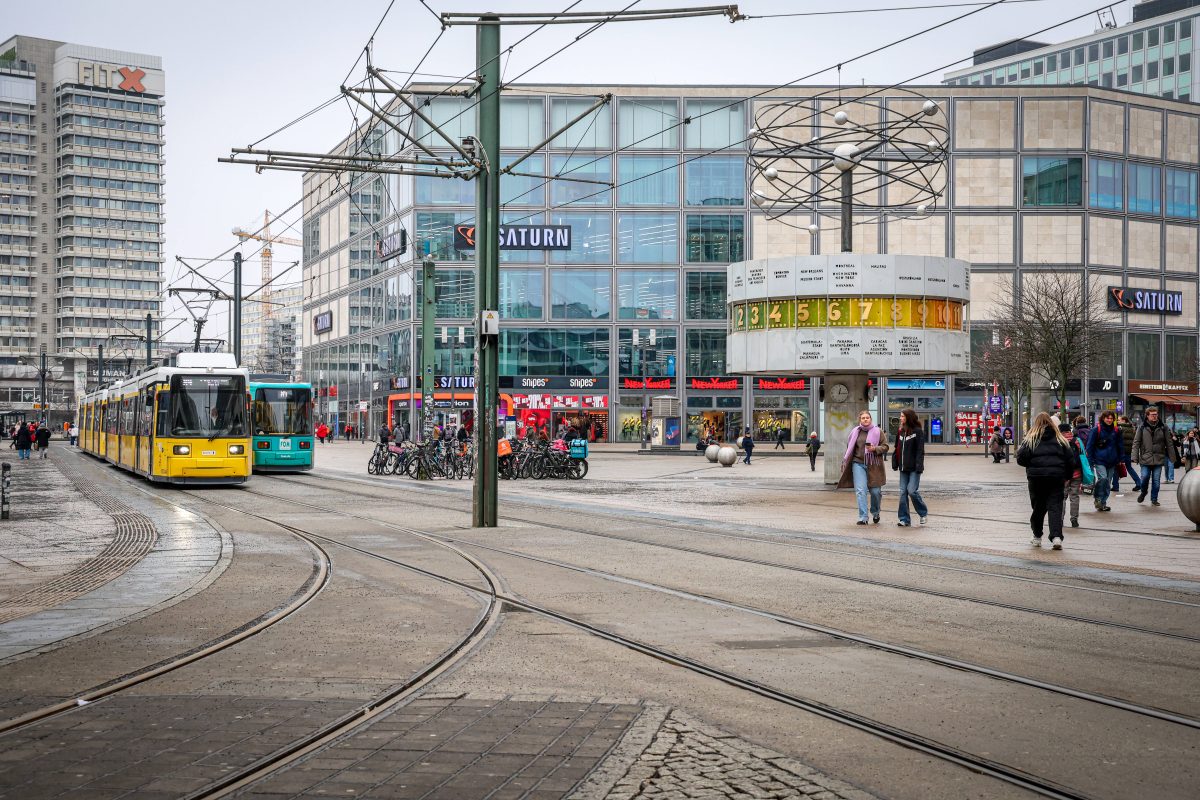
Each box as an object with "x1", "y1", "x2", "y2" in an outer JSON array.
[
  {"x1": 474, "y1": 14, "x2": 500, "y2": 528},
  {"x1": 422, "y1": 258, "x2": 436, "y2": 446},
  {"x1": 233, "y1": 251, "x2": 243, "y2": 366}
]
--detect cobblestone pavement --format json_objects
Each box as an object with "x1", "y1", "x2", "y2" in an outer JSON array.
[{"x1": 573, "y1": 710, "x2": 878, "y2": 800}]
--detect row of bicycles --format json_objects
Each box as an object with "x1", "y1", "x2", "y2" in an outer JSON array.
[{"x1": 366, "y1": 437, "x2": 589, "y2": 481}]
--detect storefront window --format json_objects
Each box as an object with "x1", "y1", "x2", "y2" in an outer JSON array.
[
  {"x1": 685, "y1": 271, "x2": 727, "y2": 319},
  {"x1": 617, "y1": 269, "x2": 678, "y2": 320},
  {"x1": 415, "y1": 211, "x2": 473, "y2": 262},
  {"x1": 1166, "y1": 167, "x2": 1199, "y2": 219},
  {"x1": 551, "y1": 98, "x2": 611, "y2": 149},
  {"x1": 1128, "y1": 163, "x2": 1162, "y2": 214},
  {"x1": 500, "y1": 327, "x2": 610, "y2": 376},
  {"x1": 684, "y1": 100, "x2": 744, "y2": 150},
  {"x1": 685, "y1": 156, "x2": 745, "y2": 206},
  {"x1": 1128, "y1": 331, "x2": 1161, "y2": 379},
  {"x1": 549, "y1": 212, "x2": 612, "y2": 264},
  {"x1": 686, "y1": 215, "x2": 744, "y2": 263},
  {"x1": 1088, "y1": 158, "x2": 1123, "y2": 210},
  {"x1": 499, "y1": 269, "x2": 544, "y2": 319},
  {"x1": 617, "y1": 155, "x2": 679, "y2": 206},
  {"x1": 687, "y1": 329, "x2": 728, "y2": 376},
  {"x1": 1021, "y1": 156, "x2": 1082, "y2": 206},
  {"x1": 617, "y1": 213, "x2": 679, "y2": 264},
  {"x1": 1166, "y1": 334, "x2": 1198, "y2": 382},
  {"x1": 617, "y1": 328, "x2": 678, "y2": 377},
  {"x1": 550, "y1": 155, "x2": 612, "y2": 206},
  {"x1": 500, "y1": 97, "x2": 544, "y2": 149},
  {"x1": 500, "y1": 155, "x2": 545, "y2": 206},
  {"x1": 550, "y1": 269, "x2": 610, "y2": 319},
  {"x1": 618, "y1": 98, "x2": 679, "y2": 149}
]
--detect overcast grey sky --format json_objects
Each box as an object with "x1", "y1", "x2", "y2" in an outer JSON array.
[{"x1": 10, "y1": 0, "x2": 1124, "y2": 343}]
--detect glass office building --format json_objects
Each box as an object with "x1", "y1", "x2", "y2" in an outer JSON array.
[{"x1": 302, "y1": 83, "x2": 1200, "y2": 443}]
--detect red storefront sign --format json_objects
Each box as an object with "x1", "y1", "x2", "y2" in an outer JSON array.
[
  {"x1": 622, "y1": 377, "x2": 675, "y2": 390},
  {"x1": 583, "y1": 395, "x2": 609, "y2": 409},
  {"x1": 756, "y1": 377, "x2": 807, "y2": 391},
  {"x1": 688, "y1": 377, "x2": 741, "y2": 390}
]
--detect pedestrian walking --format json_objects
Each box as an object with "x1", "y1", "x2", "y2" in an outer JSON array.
[
  {"x1": 805, "y1": 432, "x2": 820, "y2": 472},
  {"x1": 892, "y1": 408, "x2": 928, "y2": 527},
  {"x1": 775, "y1": 427, "x2": 786, "y2": 450},
  {"x1": 1165, "y1": 429, "x2": 1179, "y2": 483},
  {"x1": 68, "y1": 423, "x2": 79, "y2": 447},
  {"x1": 1016, "y1": 412, "x2": 1078, "y2": 549},
  {"x1": 1111, "y1": 415, "x2": 1143, "y2": 496},
  {"x1": 316, "y1": 422, "x2": 330, "y2": 444},
  {"x1": 1084, "y1": 410, "x2": 1123, "y2": 513},
  {"x1": 14, "y1": 423, "x2": 32, "y2": 460},
  {"x1": 740, "y1": 427, "x2": 755, "y2": 464},
  {"x1": 1181, "y1": 429, "x2": 1200, "y2": 472},
  {"x1": 1059, "y1": 423, "x2": 1087, "y2": 528},
  {"x1": 35, "y1": 424, "x2": 50, "y2": 458},
  {"x1": 837, "y1": 410, "x2": 890, "y2": 525},
  {"x1": 1071, "y1": 415, "x2": 1091, "y2": 448},
  {"x1": 1131, "y1": 408, "x2": 1177, "y2": 507}
]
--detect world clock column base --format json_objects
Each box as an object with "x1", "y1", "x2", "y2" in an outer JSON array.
[{"x1": 823, "y1": 375, "x2": 871, "y2": 486}]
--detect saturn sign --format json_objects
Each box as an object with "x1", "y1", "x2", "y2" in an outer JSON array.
[
  {"x1": 1107, "y1": 286, "x2": 1183, "y2": 315},
  {"x1": 454, "y1": 224, "x2": 571, "y2": 251}
]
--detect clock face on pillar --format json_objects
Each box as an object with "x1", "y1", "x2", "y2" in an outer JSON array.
[{"x1": 828, "y1": 382, "x2": 850, "y2": 404}]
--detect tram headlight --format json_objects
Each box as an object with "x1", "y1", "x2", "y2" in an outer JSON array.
[
  {"x1": 229, "y1": 444, "x2": 244, "y2": 455},
  {"x1": 173, "y1": 445, "x2": 190, "y2": 455}
]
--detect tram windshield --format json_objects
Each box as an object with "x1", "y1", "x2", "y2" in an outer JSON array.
[
  {"x1": 169, "y1": 375, "x2": 247, "y2": 437},
  {"x1": 253, "y1": 387, "x2": 312, "y2": 435}
]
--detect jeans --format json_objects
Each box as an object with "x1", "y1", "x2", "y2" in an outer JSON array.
[
  {"x1": 1166, "y1": 458, "x2": 1176, "y2": 481},
  {"x1": 1092, "y1": 464, "x2": 1112, "y2": 507},
  {"x1": 808, "y1": 453, "x2": 817, "y2": 471},
  {"x1": 1111, "y1": 455, "x2": 1142, "y2": 492},
  {"x1": 1063, "y1": 476, "x2": 1081, "y2": 520},
  {"x1": 1139, "y1": 465, "x2": 1162, "y2": 502},
  {"x1": 897, "y1": 470, "x2": 928, "y2": 524},
  {"x1": 1028, "y1": 476, "x2": 1065, "y2": 539},
  {"x1": 17, "y1": 447, "x2": 30, "y2": 459},
  {"x1": 743, "y1": 448, "x2": 753, "y2": 464},
  {"x1": 852, "y1": 461, "x2": 881, "y2": 521}
]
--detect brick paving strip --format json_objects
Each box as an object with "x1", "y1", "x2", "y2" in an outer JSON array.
[{"x1": 0, "y1": 456, "x2": 155, "y2": 624}]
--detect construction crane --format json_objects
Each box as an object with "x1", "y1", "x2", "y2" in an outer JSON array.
[{"x1": 232, "y1": 209, "x2": 301, "y2": 321}]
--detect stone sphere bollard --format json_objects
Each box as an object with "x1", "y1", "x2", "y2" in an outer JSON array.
[
  {"x1": 705, "y1": 444, "x2": 720, "y2": 462},
  {"x1": 1177, "y1": 468, "x2": 1200, "y2": 531},
  {"x1": 717, "y1": 445, "x2": 737, "y2": 467}
]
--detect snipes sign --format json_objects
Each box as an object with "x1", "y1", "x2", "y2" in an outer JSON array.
[{"x1": 1108, "y1": 287, "x2": 1183, "y2": 315}]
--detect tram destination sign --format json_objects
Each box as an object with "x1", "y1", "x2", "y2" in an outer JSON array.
[
  {"x1": 454, "y1": 224, "x2": 572, "y2": 251},
  {"x1": 1107, "y1": 287, "x2": 1183, "y2": 315}
]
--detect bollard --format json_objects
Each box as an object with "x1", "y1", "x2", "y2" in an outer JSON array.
[
  {"x1": 705, "y1": 444, "x2": 720, "y2": 463},
  {"x1": 1, "y1": 462, "x2": 10, "y2": 520},
  {"x1": 717, "y1": 445, "x2": 737, "y2": 467},
  {"x1": 1177, "y1": 467, "x2": 1200, "y2": 532}
]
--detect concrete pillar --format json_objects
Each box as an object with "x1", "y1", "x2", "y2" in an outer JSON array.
[
  {"x1": 1029, "y1": 364, "x2": 1056, "y2": 421},
  {"x1": 823, "y1": 374, "x2": 870, "y2": 485}
]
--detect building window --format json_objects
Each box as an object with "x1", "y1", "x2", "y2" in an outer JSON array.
[
  {"x1": 550, "y1": 98, "x2": 611, "y2": 149},
  {"x1": 416, "y1": 211, "x2": 474, "y2": 262},
  {"x1": 1118, "y1": 37, "x2": 1128, "y2": 55},
  {"x1": 618, "y1": 98, "x2": 679, "y2": 149},
  {"x1": 414, "y1": 96, "x2": 476, "y2": 147},
  {"x1": 499, "y1": 268, "x2": 544, "y2": 319},
  {"x1": 1129, "y1": 332, "x2": 1160, "y2": 380},
  {"x1": 617, "y1": 155, "x2": 679, "y2": 206},
  {"x1": 685, "y1": 215, "x2": 745, "y2": 263},
  {"x1": 416, "y1": 166, "x2": 475, "y2": 206},
  {"x1": 1133, "y1": 64, "x2": 1144, "y2": 82},
  {"x1": 500, "y1": 97, "x2": 544, "y2": 149},
  {"x1": 1166, "y1": 335, "x2": 1198, "y2": 383},
  {"x1": 1060, "y1": 50, "x2": 1071, "y2": 68},
  {"x1": 684, "y1": 100, "x2": 744, "y2": 150},
  {"x1": 1047, "y1": 53, "x2": 1057, "y2": 71},
  {"x1": 685, "y1": 272, "x2": 727, "y2": 320},
  {"x1": 550, "y1": 155, "x2": 612, "y2": 207},
  {"x1": 1089, "y1": 158, "x2": 1124, "y2": 210},
  {"x1": 549, "y1": 212, "x2": 612, "y2": 264},
  {"x1": 1128, "y1": 163, "x2": 1162, "y2": 215},
  {"x1": 1149, "y1": 28, "x2": 1160, "y2": 47},
  {"x1": 499, "y1": 212, "x2": 545, "y2": 265},
  {"x1": 550, "y1": 269, "x2": 610, "y2": 319},
  {"x1": 500, "y1": 155, "x2": 545, "y2": 206},
  {"x1": 618, "y1": 328, "x2": 678, "y2": 377},
  {"x1": 686, "y1": 329, "x2": 728, "y2": 377},
  {"x1": 1021, "y1": 157, "x2": 1083, "y2": 206},
  {"x1": 1164, "y1": 56, "x2": 1175, "y2": 76},
  {"x1": 1182, "y1": 19, "x2": 1192, "y2": 39},
  {"x1": 415, "y1": 269, "x2": 475, "y2": 318},
  {"x1": 1102, "y1": 40, "x2": 1114, "y2": 59},
  {"x1": 617, "y1": 269, "x2": 678, "y2": 320},
  {"x1": 1133, "y1": 31, "x2": 1144, "y2": 50},
  {"x1": 685, "y1": 155, "x2": 745, "y2": 206},
  {"x1": 1166, "y1": 168, "x2": 1198, "y2": 219},
  {"x1": 617, "y1": 213, "x2": 679, "y2": 264},
  {"x1": 1164, "y1": 23, "x2": 1176, "y2": 43},
  {"x1": 1147, "y1": 61, "x2": 1159, "y2": 80},
  {"x1": 1181, "y1": 53, "x2": 1191, "y2": 72},
  {"x1": 499, "y1": 327, "x2": 609, "y2": 377}
]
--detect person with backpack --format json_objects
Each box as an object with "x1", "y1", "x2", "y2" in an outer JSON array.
[
  {"x1": 1084, "y1": 410, "x2": 1123, "y2": 513},
  {"x1": 891, "y1": 408, "x2": 928, "y2": 527},
  {"x1": 775, "y1": 427, "x2": 786, "y2": 450},
  {"x1": 1017, "y1": 413, "x2": 1078, "y2": 549},
  {"x1": 13, "y1": 423, "x2": 32, "y2": 460},
  {"x1": 1131, "y1": 408, "x2": 1177, "y2": 507},
  {"x1": 1111, "y1": 415, "x2": 1143, "y2": 496},
  {"x1": 805, "y1": 432, "x2": 821, "y2": 472},
  {"x1": 1059, "y1": 423, "x2": 1089, "y2": 528},
  {"x1": 34, "y1": 424, "x2": 51, "y2": 459}
]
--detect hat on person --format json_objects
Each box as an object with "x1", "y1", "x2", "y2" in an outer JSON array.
[{"x1": 1058, "y1": 423, "x2": 1071, "y2": 433}]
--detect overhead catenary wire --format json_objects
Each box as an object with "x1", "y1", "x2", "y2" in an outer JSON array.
[{"x1": 742, "y1": 0, "x2": 1055, "y2": 18}]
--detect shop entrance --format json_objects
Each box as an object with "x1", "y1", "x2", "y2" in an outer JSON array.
[{"x1": 551, "y1": 410, "x2": 608, "y2": 441}]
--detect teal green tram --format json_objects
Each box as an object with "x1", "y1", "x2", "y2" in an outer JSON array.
[{"x1": 249, "y1": 378, "x2": 314, "y2": 471}]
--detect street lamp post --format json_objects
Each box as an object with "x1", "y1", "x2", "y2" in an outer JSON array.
[{"x1": 633, "y1": 329, "x2": 656, "y2": 450}]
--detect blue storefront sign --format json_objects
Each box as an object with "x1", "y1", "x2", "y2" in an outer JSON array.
[
  {"x1": 988, "y1": 395, "x2": 1003, "y2": 414},
  {"x1": 930, "y1": 418, "x2": 942, "y2": 437},
  {"x1": 886, "y1": 379, "x2": 945, "y2": 390}
]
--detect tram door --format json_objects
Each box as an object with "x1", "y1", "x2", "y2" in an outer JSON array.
[{"x1": 138, "y1": 386, "x2": 153, "y2": 474}]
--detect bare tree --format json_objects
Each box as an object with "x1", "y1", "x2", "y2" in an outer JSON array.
[{"x1": 988, "y1": 270, "x2": 1118, "y2": 412}]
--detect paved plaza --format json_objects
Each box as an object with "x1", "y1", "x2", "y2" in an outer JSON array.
[{"x1": 0, "y1": 442, "x2": 1197, "y2": 800}]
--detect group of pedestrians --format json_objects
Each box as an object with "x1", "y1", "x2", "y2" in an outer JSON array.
[
  {"x1": 8, "y1": 421, "x2": 52, "y2": 460},
  {"x1": 836, "y1": 408, "x2": 927, "y2": 527}
]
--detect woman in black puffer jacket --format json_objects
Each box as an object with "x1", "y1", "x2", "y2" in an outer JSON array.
[{"x1": 1016, "y1": 412, "x2": 1079, "y2": 550}]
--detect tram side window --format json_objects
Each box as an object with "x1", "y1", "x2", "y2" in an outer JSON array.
[
  {"x1": 156, "y1": 390, "x2": 170, "y2": 436},
  {"x1": 140, "y1": 390, "x2": 153, "y2": 437},
  {"x1": 104, "y1": 404, "x2": 116, "y2": 435}
]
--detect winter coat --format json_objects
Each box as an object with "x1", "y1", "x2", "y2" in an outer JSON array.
[
  {"x1": 1131, "y1": 422, "x2": 1177, "y2": 467},
  {"x1": 1017, "y1": 429, "x2": 1077, "y2": 480},
  {"x1": 892, "y1": 429, "x2": 925, "y2": 473},
  {"x1": 805, "y1": 438, "x2": 821, "y2": 457},
  {"x1": 837, "y1": 427, "x2": 889, "y2": 489},
  {"x1": 1085, "y1": 422, "x2": 1124, "y2": 468},
  {"x1": 34, "y1": 427, "x2": 50, "y2": 448},
  {"x1": 14, "y1": 426, "x2": 32, "y2": 448},
  {"x1": 741, "y1": 433, "x2": 755, "y2": 452},
  {"x1": 1072, "y1": 424, "x2": 1091, "y2": 447},
  {"x1": 1119, "y1": 422, "x2": 1137, "y2": 457},
  {"x1": 988, "y1": 432, "x2": 1005, "y2": 454}
]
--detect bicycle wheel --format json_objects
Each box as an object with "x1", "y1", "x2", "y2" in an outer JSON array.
[
  {"x1": 567, "y1": 459, "x2": 587, "y2": 479},
  {"x1": 367, "y1": 451, "x2": 380, "y2": 474}
]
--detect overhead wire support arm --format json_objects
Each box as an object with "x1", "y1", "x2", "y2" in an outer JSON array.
[
  {"x1": 230, "y1": 147, "x2": 472, "y2": 170},
  {"x1": 501, "y1": 93, "x2": 612, "y2": 175},
  {"x1": 365, "y1": 66, "x2": 477, "y2": 164},
  {"x1": 341, "y1": 85, "x2": 456, "y2": 166},
  {"x1": 440, "y1": 6, "x2": 743, "y2": 25}
]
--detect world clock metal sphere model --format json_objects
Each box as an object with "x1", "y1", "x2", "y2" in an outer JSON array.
[{"x1": 748, "y1": 88, "x2": 949, "y2": 230}]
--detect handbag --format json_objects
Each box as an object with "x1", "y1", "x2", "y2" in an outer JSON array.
[
  {"x1": 1077, "y1": 445, "x2": 1095, "y2": 487},
  {"x1": 1116, "y1": 461, "x2": 1128, "y2": 479}
]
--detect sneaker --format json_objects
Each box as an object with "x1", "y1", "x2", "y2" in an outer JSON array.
[
  {"x1": 1100, "y1": 505, "x2": 1112, "y2": 512},
  {"x1": 1031, "y1": 537, "x2": 1042, "y2": 547},
  {"x1": 1152, "y1": 500, "x2": 1161, "y2": 506},
  {"x1": 897, "y1": 521, "x2": 911, "y2": 527},
  {"x1": 1070, "y1": 517, "x2": 1078, "y2": 527},
  {"x1": 1165, "y1": 479, "x2": 1175, "y2": 484},
  {"x1": 856, "y1": 520, "x2": 868, "y2": 525},
  {"x1": 919, "y1": 516, "x2": 928, "y2": 525},
  {"x1": 1051, "y1": 537, "x2": 1063, "y2": 550},
  {"x1": 1137, "y1": 491, "x2": 1147, "y2": 503},
  {"x1": 873, "y1": 515, "x2": 880, "y2": 524}
]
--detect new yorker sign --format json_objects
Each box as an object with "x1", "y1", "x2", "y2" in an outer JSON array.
[
  {"x1": 454, "y1": 224, "x2": 572, "y2": 251},
  {"x1": 1107, "y1": 287, "x2": 1183, "y2": 315}
]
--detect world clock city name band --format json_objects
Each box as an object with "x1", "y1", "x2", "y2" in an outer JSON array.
[{"x1": 730, "y1": 297, "x2": 966, "y2": 331}]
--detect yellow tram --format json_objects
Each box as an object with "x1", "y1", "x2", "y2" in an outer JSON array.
[{"x1": 77, "y1": 353, "x2": 251, "y2": 485}]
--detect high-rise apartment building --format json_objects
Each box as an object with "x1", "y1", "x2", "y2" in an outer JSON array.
[
  {"x1": 242, "y1": 282, "x2": 302, "y2": 379},
  {"x1": 0, "y1": 35, "x2": 163, "y2": 425},
  {"x1": 944, "y1": 0, "x2": 1199, "y2": 101}
]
